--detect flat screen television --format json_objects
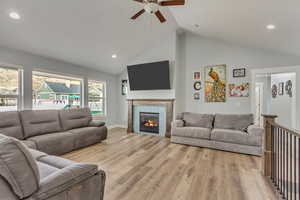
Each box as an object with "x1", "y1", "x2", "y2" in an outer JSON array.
[{"x1": 127, "y1": 60, "x2": 171, "y2": 90}]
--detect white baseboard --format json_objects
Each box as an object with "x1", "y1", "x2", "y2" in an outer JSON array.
[{"x1": 107, "y1": 125, "x2": 127, "y2": 129}]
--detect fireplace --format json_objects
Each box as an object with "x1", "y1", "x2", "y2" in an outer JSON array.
[{"x1": 140, "y1": 112, "x2": 159, "y2": 134}]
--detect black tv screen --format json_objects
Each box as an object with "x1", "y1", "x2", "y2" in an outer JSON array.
[{"x1": 127, "y1": 60, "x2": 171, "y2": 90}]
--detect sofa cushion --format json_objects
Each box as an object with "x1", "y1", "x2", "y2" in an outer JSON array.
[
  {"x1": 69, "y1": 127, "x2": 104, "y2": 149},
  {"x1": 22, "y1": 140, "x2": 37, "y2": 149},
  {"x1": 183, "y1": 113, "x2": 214, "y2": 128},
  {"x1": 20, "y1": 110, "x2": 62, "y2": 138},
  {"x1": 28, "y1": 132, "x2": 75, "y2": 155},
  {"x1": 37, "y1": 161, "x2": 59, "y2": 179},
  {"x1": 0, "y1": 111, "x2": 24, "y2": 139},
  {"x1": 214, "y1": 114, "x2": 253, "y2": 131},
  {"x1": 172, "y1": 127, "x2": 211, "y2": 140},
  {"x1": 59, "y1": 108, "x2": 92, "y2": 131},
  {"x1": 211, "y1": 128, "x2": 261, "y2": 146},
  {"x1": 38, "y1": 155, "x2": 76, "y2": 169},
  {"x1": 0, "y1": 134, "x2": 40, "y2": 199},
  {"x1": 89, "y1": 120, "x2": 105, "y2": 127}
]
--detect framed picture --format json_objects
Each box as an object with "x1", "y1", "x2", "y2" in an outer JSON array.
[
  {"x1": 278, "y1": 82, "x2": 284, "y2": 95},
  {"x1": 233, "y1": 68, "x2": 246, "y2": 78},
  {"x1": 193, "y1": 92, "x2": 200, "y2": 100},
  {"x1": 229, "y1": 83, "x2": 249, "y2": 97},
  {"x1": 193, "y1": 81, "x2": 202, "y2": 91},
  {"x1": 193, "y1": 72, "x2": 201, "y2": 80},
  {"x1": 204, "y1": 64, "x2": 226, "y2": 102},
  {"x1": 121, "y1": 80, "x2": 128, "y2": 95}
]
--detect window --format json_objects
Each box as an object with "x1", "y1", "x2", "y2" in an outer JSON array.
[
  {"x1": 88, "y1": 80, "x2": 106, "y2": 116},
  {"x1": 0, "y1": 67, "x2": 22, "y2": 111},
  {"x1": 32, "y1": 71, "x2": 82, "y2": 110}
]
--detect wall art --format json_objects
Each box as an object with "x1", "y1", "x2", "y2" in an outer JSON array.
[
  {"x1": 272, "y1": 84, "x2": 277, "y2": 98},
  {"x1": 205, "y1": 64, "x2": 226, "y2": 102},
  {"x1": 233, "y1": 68, "x2": 246, "y2": 78},
  {"x1": 228, "y1": 83, "x2": 249, "y2": 97},
  {"x1": 278, "y1": 82, "x2": 284, "y2": 95},
  {"x1": 193, "y1": 81, "x2": 202, "y2": 91},
  {"x1": 193, "y1": 72, "x2": 201, "y2": 80},
  {"x1": 285, "y1": 80, "x2": 293, "y2": 97},
  {"x1": 121, "y1": 80, "x2": 128, "y2": 95}
]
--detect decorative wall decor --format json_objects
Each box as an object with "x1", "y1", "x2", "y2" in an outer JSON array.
[
  {"x1": 272, "y1": 84, "x2": 277, "y2": 98},
  {"x1": 285, "y1": 80, "x2": 293, "y2": 97},
  {"x1": 193, "y1": 81, "x2": 202, "y2": 91},
  {"x1": 278, "y1": 82, "x2": 284, "y2": 95},
  {"x1": 233, "y1": 68, "x2": 246, "y2": 78},
  {"x1": 193, "y1": 92, "x2": 200, "y2": 100},
  {"x1": 228, "y1": 83, "x2": 249, "y2": 97},
  {"x1": 193, "y1": 72, "x2": 201, "y2": 80},
  {"x1": 205, "y1": 64, "x2": 226, "y2": 102},
  {"x1": 121, "y1": 80, "x2": 128, "y2": 95}
]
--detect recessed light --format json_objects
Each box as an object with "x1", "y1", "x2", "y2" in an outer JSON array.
[
  {"x1": 9, "y1": 12, "x2": 21, "y2": 20},
  {"x1": 266, "y1": 24, "x2": 276, "y2": 30},
  {"x1": 112, "y1": 54, "x2": 117, "y2": 59}
]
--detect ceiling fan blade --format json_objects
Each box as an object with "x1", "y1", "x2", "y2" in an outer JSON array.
[
  {"x1": 131, "y1": 9, "x2": 146, "y2": 20},
  {"x1": 155, "y1": 10, "x2": 166, "y2": 23},
  {"x1": 132, "y1": 0, "x2": 144, "y2": 3},
  {"x1": 159, "y1": 0, "x2": 185, "y2": 6}
]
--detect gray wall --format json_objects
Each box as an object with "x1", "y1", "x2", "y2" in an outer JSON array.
[
  {"x1": 181, "y1": 32, "x2": 300, "y2": 115},
  {"x1": 117, "y1": 32, "x2": 300, "y2": 127},
  {"x1": 0, "y1": 46, "x2": 118, "y2": 126}
]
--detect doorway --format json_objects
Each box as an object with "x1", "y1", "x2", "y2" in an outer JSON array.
[{"x1": 255, "y1": 82, "x2": 264, "y2": 126}]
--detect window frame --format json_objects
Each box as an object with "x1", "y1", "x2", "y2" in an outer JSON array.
[
  {"x1": 32, "y1": 70, "x2": 84, "y2": 110},
  {"x1": 0, "y1": 65, "x2": 23, "y2": 111},
  {"x1": 88, "y1": 79, "x2": 107, "y2": 118}
]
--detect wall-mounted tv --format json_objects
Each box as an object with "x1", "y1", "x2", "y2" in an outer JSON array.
[{"x1": 127, "y1": 60, "x2": 171, "y2": 91}]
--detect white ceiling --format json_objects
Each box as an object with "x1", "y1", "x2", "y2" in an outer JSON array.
[
  {"x1": 0, "y1": 0, "x2": 177, "y2": 74},
  {"x1": 0, "y1": 0, "x2": 300, "y2": 75},
  {"x1": 170, "y1": 0, "x2": 300, "y2": 57}
]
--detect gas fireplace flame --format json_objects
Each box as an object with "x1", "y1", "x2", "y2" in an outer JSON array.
[{"x1": 144, "y1": 120, "x2": 158, "y2": 127}]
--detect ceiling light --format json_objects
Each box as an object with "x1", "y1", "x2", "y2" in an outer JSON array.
[
  {"x1": 266, "y1": 24, "x2": 276, "y2": 30},
  {"x1": 9, "y1": 12, "x2": 21, "y2": 20},
  {"x1": 112, "y1": 54, "x2": 117, "y2": 59}
]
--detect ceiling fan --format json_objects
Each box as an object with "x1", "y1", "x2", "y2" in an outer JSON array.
[{"x1": 131, "y1": 0, "x2": 185, "y2": 23}]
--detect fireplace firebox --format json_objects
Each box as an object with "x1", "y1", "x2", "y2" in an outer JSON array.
[{"x1": 140, "y1": 112, "x2": 159, "y2": 134}]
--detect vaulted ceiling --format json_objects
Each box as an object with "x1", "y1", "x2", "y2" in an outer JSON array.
[{"x1": 0, "y1": 0, "x2": 299, "y2": 74}]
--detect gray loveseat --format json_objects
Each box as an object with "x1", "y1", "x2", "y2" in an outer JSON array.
[
  {"x1": 0, "y1": 108, "x2": 107, "y2": 155},
  {"x1": 171, "y1": 113, "x2": 264, "y2": 156},
  {"x1": 0, "y1": 134, "x2": 105, "y2": 200}
]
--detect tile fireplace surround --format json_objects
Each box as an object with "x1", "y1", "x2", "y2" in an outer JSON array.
[{"x1": 127, "y1": 99, "x2": 175, "y2": 137}]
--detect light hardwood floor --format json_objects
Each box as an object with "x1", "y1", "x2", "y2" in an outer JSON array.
[{"x1": 63, "y1": 128, "x2": 278, "y2": 200}]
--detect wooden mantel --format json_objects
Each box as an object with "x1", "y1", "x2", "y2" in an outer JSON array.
[{"x1": 127, "y1": 99, "x2": 175, "y2": 137}]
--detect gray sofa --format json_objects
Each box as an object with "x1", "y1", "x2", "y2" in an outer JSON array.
[
  {"x1": 171, "y1": 113, "x2": 264, "y2": 156},
  {"x1": 0, "y1": 108, "x2": 107, "y2": 155},
  {"x1": 0, "y1": 108, "x2": 107, "y2": 200},
  {"x1": 0, "y1": 134, "x2": 105, "y2": 200}
]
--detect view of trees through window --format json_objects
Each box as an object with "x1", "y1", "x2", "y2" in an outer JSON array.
[
  {"x1": 88, "y1": 80, "x2": 105, "y2": 115},
  {"x1": 0, "y1": 67, "x2": 19, "y2": 111},
  {"x1": 32, "y1": 72, "x2": 81, "y2": 110}
]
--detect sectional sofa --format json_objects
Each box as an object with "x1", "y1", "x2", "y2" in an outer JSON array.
[
  {"x1": 0, "y1": 108, "x2": 107, "y2": 200},
  {"x1": 0, "y1": 108, "x2": 107, "y2": 155},
  {"x1": 171, "y1": 113, "x2": 264, "y2": 156}
]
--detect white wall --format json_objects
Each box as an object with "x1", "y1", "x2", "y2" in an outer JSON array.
[{"x1": 0, "y1": 46, "x2": 118, "y2": 126}]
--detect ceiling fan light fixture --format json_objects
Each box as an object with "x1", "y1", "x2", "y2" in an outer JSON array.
[{"x1": 144, "y1": 3, "x2": 159, "y2": 14}]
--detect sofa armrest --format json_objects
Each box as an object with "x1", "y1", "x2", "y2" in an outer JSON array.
[
  {"x1": 247, "y1": 125, "x2": 264, "y2": 137},
  {"x1": 32, "y1": 163, "x2": 105, "y2": 200},
  {"x1": 172, "y1": 120, "x2": 184, "y2": 128},
  {"x1": 89, "y1": 120, "x2": 105, "y2": 127}
]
